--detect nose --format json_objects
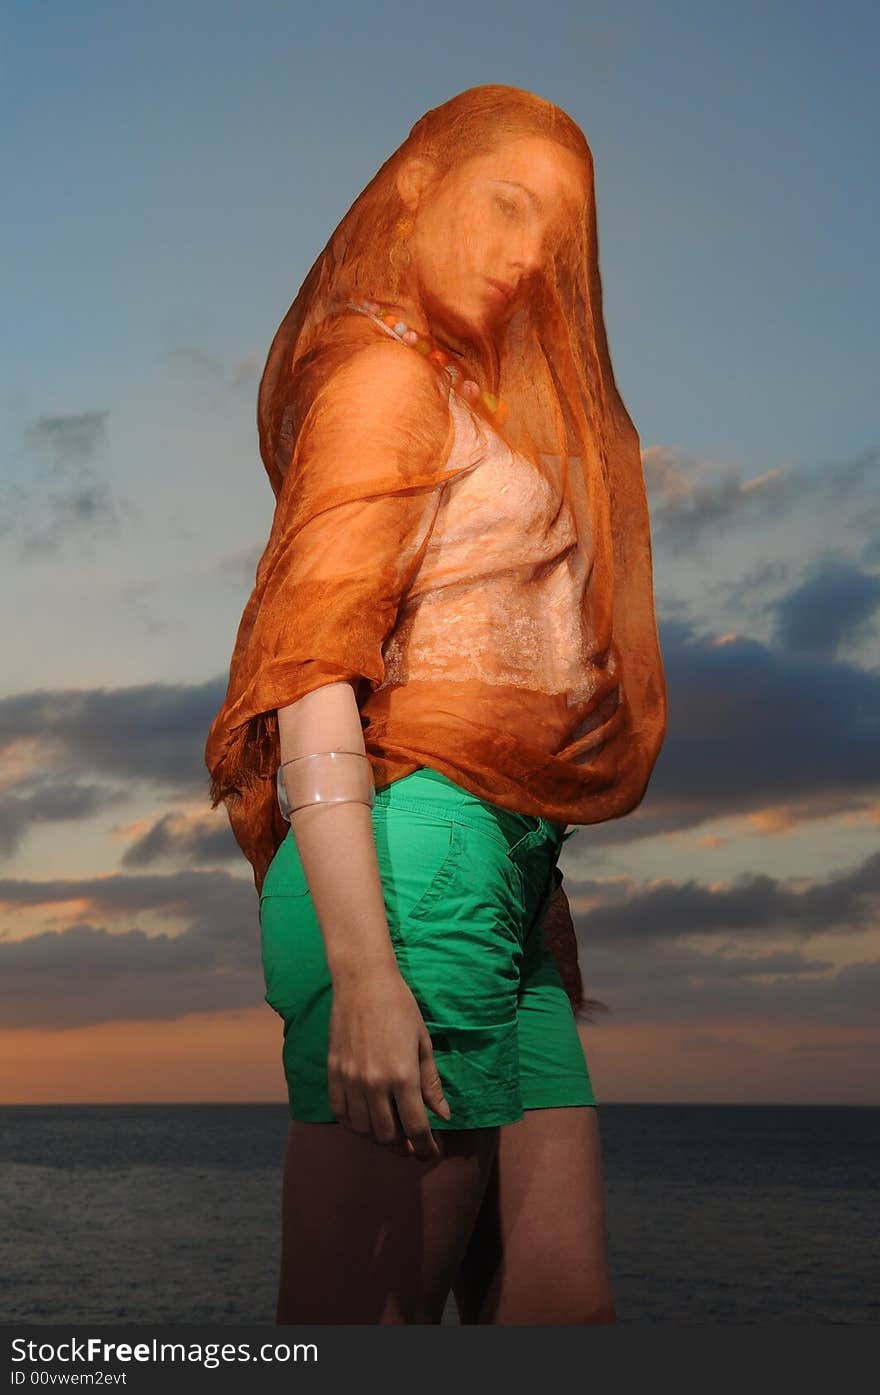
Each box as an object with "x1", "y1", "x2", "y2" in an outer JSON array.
[{"x1": 506, "y1": 232, "x2": 546, "y2": 280}]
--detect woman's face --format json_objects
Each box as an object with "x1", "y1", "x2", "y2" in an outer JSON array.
[{"x1": 400, "y1": 136, "x2": 587, "y2": 346}]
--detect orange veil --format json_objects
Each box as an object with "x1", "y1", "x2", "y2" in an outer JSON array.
[{"x1": 205, "y1": 85, "x2": 667, "y2": 1016}]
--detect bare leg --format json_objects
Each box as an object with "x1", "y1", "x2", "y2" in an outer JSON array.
[
  {"x1": 451, "y1": 1106, "x2": 616, "y2": 1324},
  {"x1": 275, "y1": 1120, "x2": 499, "y2": 1324}
]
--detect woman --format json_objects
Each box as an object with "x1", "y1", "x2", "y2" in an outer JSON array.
[{"x1": 205, "y1": 84, "x2": 667, "y2": 1325}]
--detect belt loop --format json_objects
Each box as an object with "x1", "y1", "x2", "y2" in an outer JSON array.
[{"x1": 504, "y1": 829, "x2": 536, "y2": 859}]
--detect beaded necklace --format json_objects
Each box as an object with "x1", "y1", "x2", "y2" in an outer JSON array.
[{"x1": 346, "y1": 298, "x2": 509, "y2": 427}]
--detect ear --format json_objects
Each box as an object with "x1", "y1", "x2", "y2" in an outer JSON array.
[{"x1": 395, "y1": 154, "x2": 439, "y2": 212}]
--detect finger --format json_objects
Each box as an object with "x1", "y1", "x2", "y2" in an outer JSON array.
[
  {"x1": 337, "y1": 1083, "x2": 355, "y2": 1133},
  {"x1": 367, "y1": 1093, "x2": 409, "y2": 1154},
  {"x1": 419, "y1": 1041, "x2": 452, "y2": 1121},
  {"x1": 328, "y1": 1071, "x2": 347, "y2": 1124},
  {"x1": 394, "y1": 1083, "x2": 440, "y2": 1160},
  {"x1": 346, "y1": 1087, "x2": 373, "y2": 1135},
  {"x1": 390, "y1": 1100, "x2": 418, "y2": 1158}
]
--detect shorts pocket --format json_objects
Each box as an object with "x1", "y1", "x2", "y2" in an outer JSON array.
[
  {"x1": 259, "y1": 887, "x2": 325, "y2": 1022},
  {"x1": 408, "y1": 821, "x2": 461, "y2": 922},
  {"x1": 371, "y1": 805, "x2": 461, "y2": 932},
  {"x1": 260, "y1": 828, "x2": 311, "y2": 900}
]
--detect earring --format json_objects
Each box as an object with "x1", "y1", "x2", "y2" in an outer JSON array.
[{"x1": 390, "y1": 214, "x2": 414, "y2": 272}]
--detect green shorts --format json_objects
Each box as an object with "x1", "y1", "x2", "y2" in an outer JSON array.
[{"x1": 259, "y1": 765, "x2": 596, "y2": 1129}]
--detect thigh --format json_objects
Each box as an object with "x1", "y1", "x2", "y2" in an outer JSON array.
[
  {"x1": 276, "y1": 1119, "x2": 499, "y2": 1324},
  {"x1": 516, "y1": 928, "x2": 596, "y2": 1111},
  {"x1": 452, "y1": 1105, "x2": 616, "y2": 1324}
]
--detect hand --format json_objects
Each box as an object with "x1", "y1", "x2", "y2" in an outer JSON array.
[{"x1": 327, "y1": 966, "x2": 452, "y2": 1159}]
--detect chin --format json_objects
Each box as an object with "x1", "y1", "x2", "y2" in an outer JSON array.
[{"x1": 435, "y1": 302, "x2": 480, "y2": 346}]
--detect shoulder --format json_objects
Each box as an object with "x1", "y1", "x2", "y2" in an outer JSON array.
[
  {"x1": 287, "y1": 312, "x2": 456, "y2": 494},
  {"x1": 305, "y1": 311, "x2": 450, "y2": 426}
]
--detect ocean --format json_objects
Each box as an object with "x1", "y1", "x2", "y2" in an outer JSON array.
[{"x1": 1, "y1": 1103, "x2": 876, "y2": 1325}]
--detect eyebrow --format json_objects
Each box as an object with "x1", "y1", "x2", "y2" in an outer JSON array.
[{"x1": 493, "y1": 179, "x2": 545, "y2": 213}]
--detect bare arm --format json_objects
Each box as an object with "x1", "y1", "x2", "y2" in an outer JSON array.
[
  {"x1": 277, "y1": 679, "x2": 398, "y2": 986},
  {"x1": 277, "y1": 680, "x2": 451, "y2": 1155}
]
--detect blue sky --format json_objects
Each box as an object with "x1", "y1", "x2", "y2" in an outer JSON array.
[{"x1": 2, "y1": 0, "x2": 878, "y2": 1105}]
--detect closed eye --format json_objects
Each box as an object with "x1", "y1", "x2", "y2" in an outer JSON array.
[{"x1": 495, "y1": 194, "x2": 523, "y2": 219}]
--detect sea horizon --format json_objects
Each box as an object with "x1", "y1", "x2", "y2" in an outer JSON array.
[{"x1": 2, "y1": 1102, "x2": 877, "y2": 1325}]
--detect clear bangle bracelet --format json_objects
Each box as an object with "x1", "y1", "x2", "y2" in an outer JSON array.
[{"x1": 276, "y1": 749, "x2": 376, "y2": 821}]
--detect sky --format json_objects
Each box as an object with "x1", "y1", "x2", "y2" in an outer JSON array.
[{"x1": 2, "y1": 0, "x2": 878, "y2": 1107}]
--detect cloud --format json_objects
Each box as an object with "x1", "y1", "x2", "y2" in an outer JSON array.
[
  {"x1": 575, "y1": 943, "x2": 880, "y2": 1028},
  {"x1": 572, "y1": 614, "x2": 880, "y2": 852},
  {"x1": 644, "y1": 442, "x2": 878, "y2": 554},
  {"x1": 564, "y1": 847, "x2": 880, "y2": 942},
  {"x1": 0, "y1": 678, "x2": 229, "y2": 859},
  {"x1": 211, "y1": 540, "x2": 263, "y2": 590},
  {"x1": 1, "y1": 410, "x2": 125, "y2": 559},
  {"x1": 772, "y1": 558, "x2": 880, "y2": 658},
  {"x1": 120, "y1": 812, "x2": 236, "y2": 870},
  {"x1": 164, "y1": 344, "x2": 262, "y2": 404},
  {"x1": 786, "y1": 1039, "x2": 880, "y2": 1055},
  {"x1": 0, "y1": 677, "x2": 221, "y2": 790},
  {"x1": 680, "y1": 1034, "x2": 762, "y2": 1053},
  {"x1": 0, "y1": 785, "x2": 133, "y2": 861},
  {"x1": 0, "y1": 868, "x2": 261, "y2": 1029}
]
